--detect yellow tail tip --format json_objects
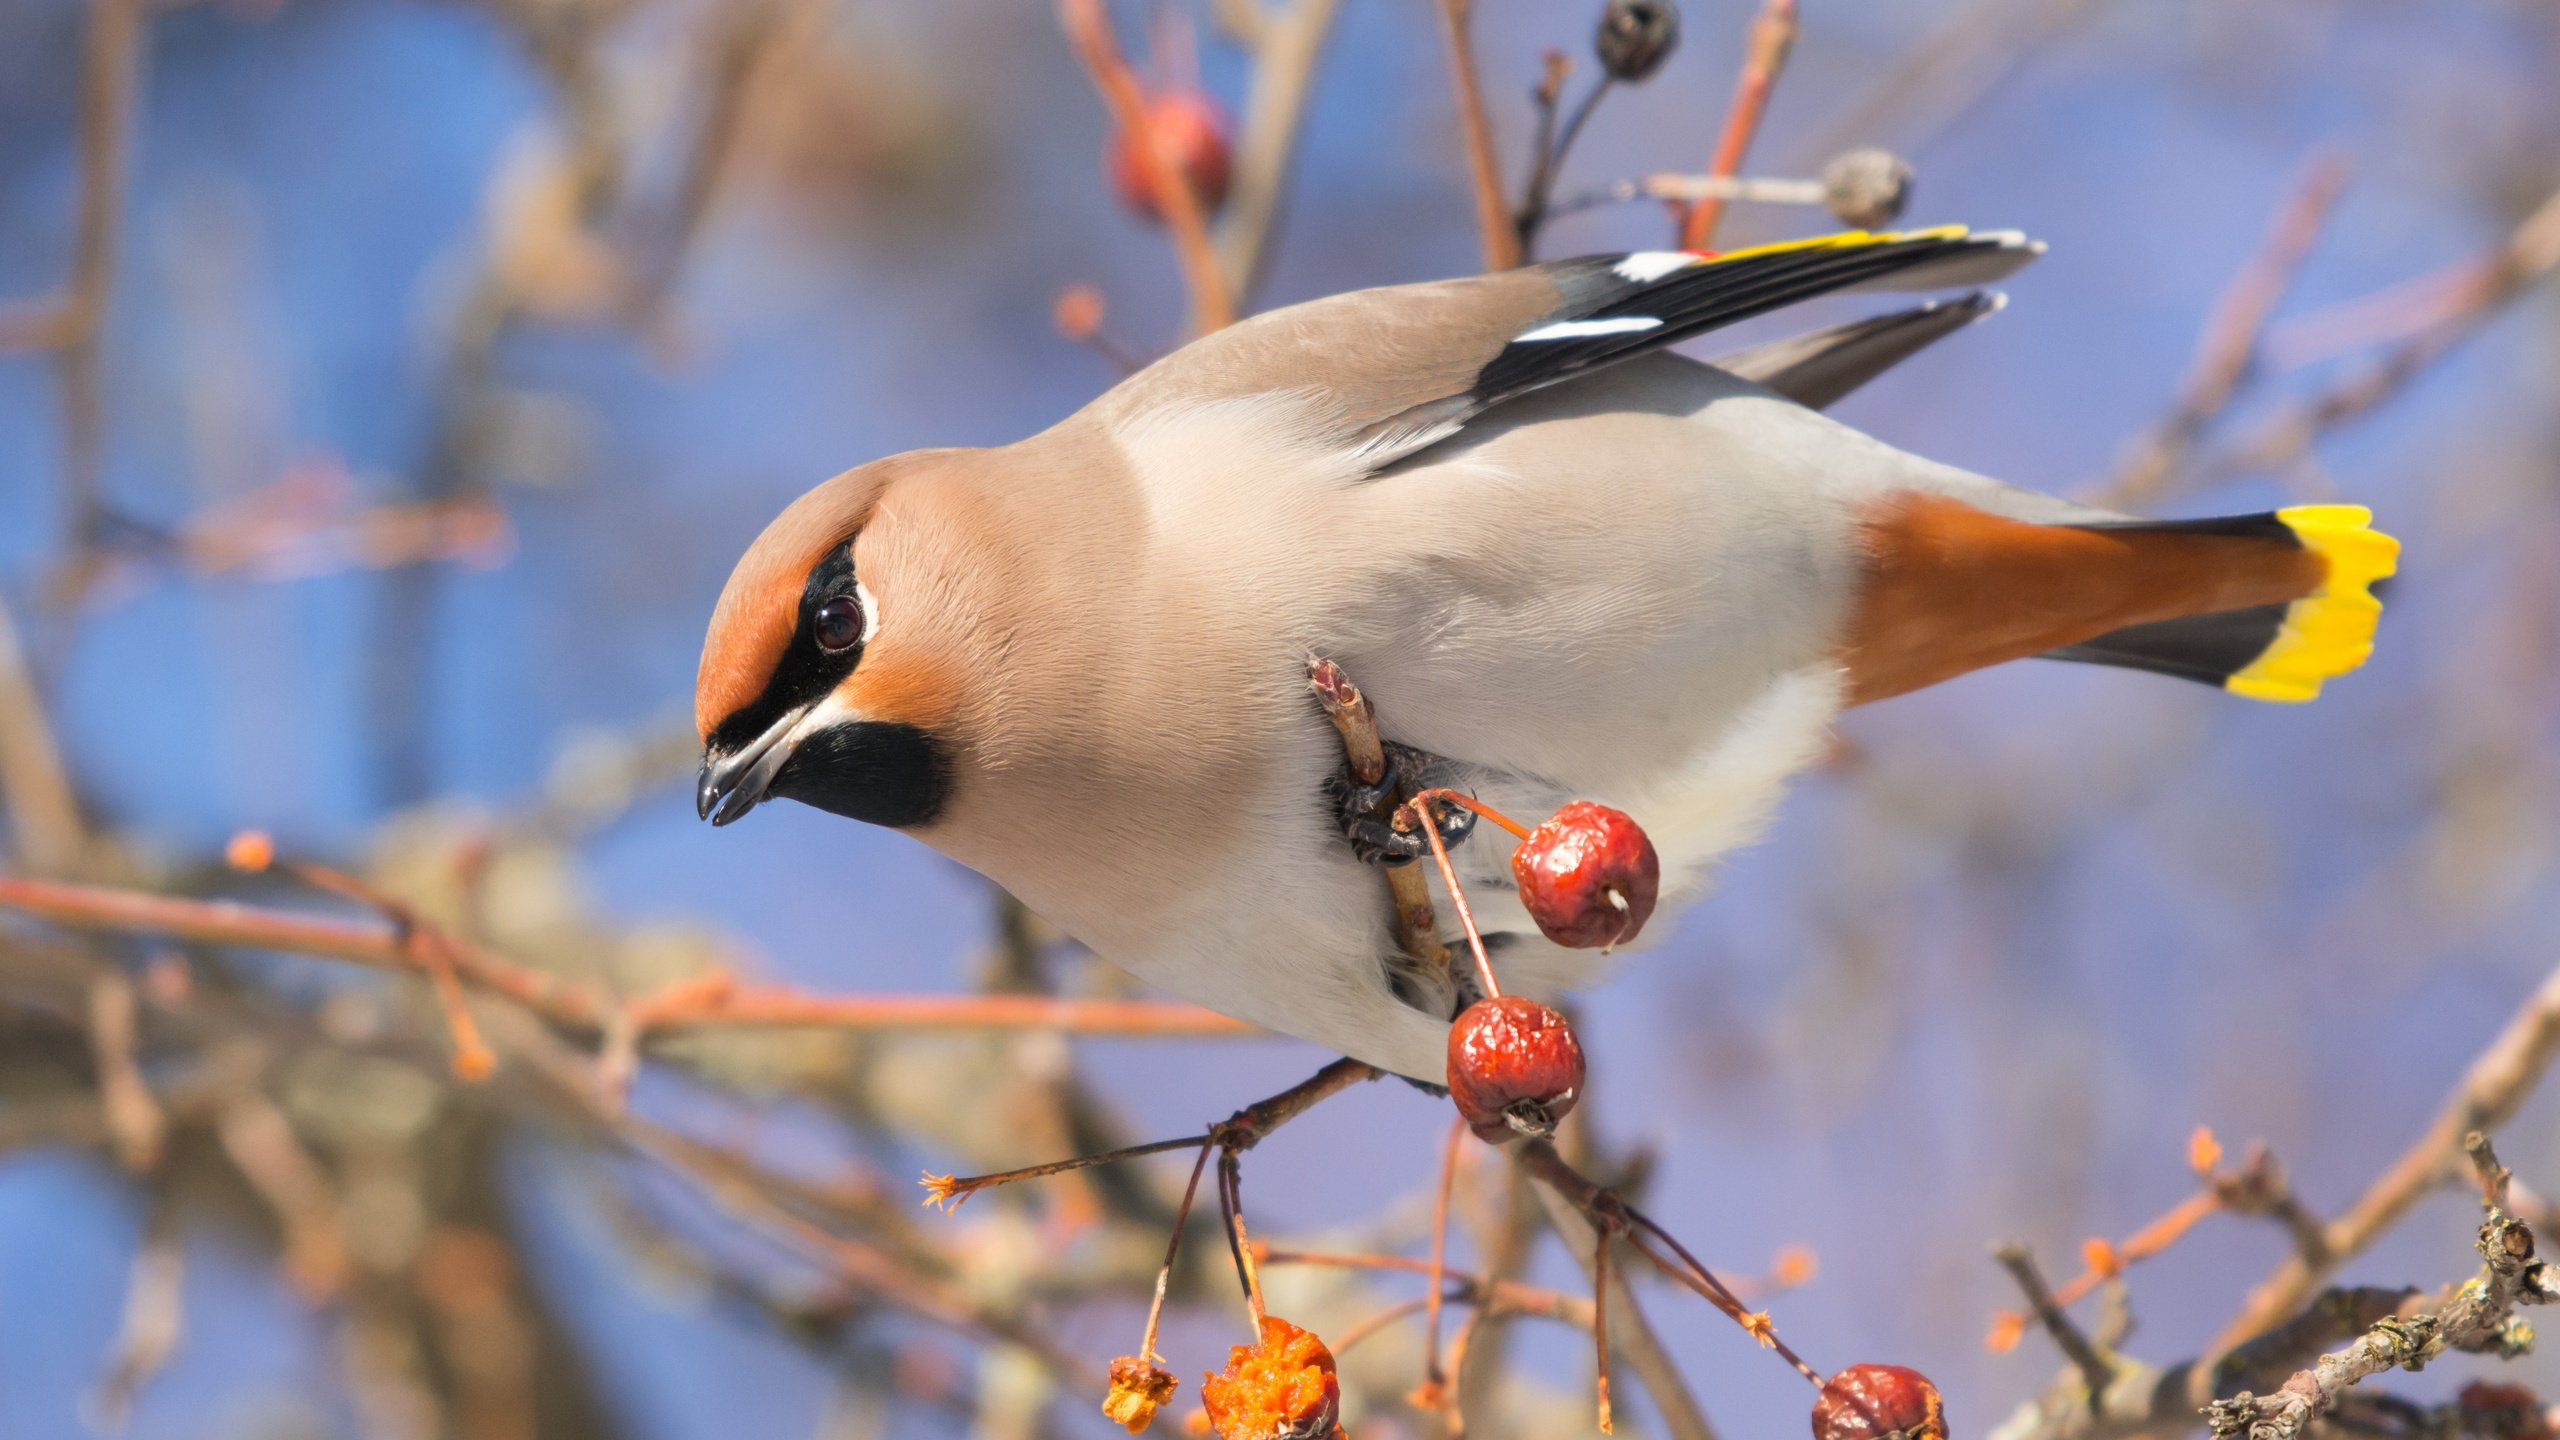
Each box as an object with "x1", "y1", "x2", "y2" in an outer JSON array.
[{"x1": 2225, "y1": 505, "x2": 2399, "y2": 703}]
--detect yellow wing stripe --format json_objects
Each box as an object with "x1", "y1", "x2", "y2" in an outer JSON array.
[
  {"x1": 2225, "y1": 505, "x2": 2399, "y2": 703},
  {"x1": 1698, "y1": 224, "x2": 1972, "y2": 265}
]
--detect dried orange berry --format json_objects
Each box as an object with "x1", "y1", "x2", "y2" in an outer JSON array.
[
  {"x1": 224, "y1": 830, "x2": 275, "y2": 872},
  {"x1": 1200, "y1": 1316, "x2": 1342, "y2": 1440},
  {"x1": 1510, "y1": 802, "x2": 1660, "y2": 949},
  {"x1": 1103, "y1": 1356, "x2": 1180, "y2": 1434},
  {"x1": 1813, "y1": 1363, "x2": 1946, "y2": 1440},
  {"x1": 2188, "y1": 1125, "x2": 2223, "y2": 1176},
  {"x1": 1446, "y1": 995, "x2": 1585, "y2": 1145}
]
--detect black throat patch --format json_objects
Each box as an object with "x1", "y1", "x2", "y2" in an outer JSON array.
[{"x1": 771, "y1": 721, "x2": 950, "y2": 828}]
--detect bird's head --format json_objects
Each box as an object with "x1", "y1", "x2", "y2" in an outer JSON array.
[{"x1": 693, "y1": 450, "x2": 993, "y2": 831}]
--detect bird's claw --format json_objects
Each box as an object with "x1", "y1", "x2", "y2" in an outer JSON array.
[{"x1": 1326, "y1": 743, "x2": 1477, "y2": 866}]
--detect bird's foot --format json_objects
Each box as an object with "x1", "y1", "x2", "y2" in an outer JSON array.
[{"x1": 1326, "y1": 742, "x2": 1477, "y2": 866}]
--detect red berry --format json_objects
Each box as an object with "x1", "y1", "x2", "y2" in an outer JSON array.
[
  {"x1": 1446, "y1": 996, "x2": 1585, "y2": 1144},
  {"x1": 1812, "y1": 1364, "x2": 1946, "y2": 1440},
  {"x1": 1200, "y1": 1316, "x2": 1342, "y2": 1440},
  {"x1": 1106, "y1": 90, "x2": 1231, "y2": 225},
  {"x1": 1510, "y1": 801, "x2": 1660, "y2": 949}
]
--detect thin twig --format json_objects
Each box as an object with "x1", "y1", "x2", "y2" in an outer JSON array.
[
  {"x1": 1998, "y1": 1243, "x2": 2118, "y2": 1397},
  {"x1": 1432, "y1": 0, "x2": 1521, "y2": 271},
  {"x1": 1061, "y1": 0, "x2": 1234, "y2": 331},
  {"x1": 2090, "y1": 152, "x2": 2350, "y2": 510},
  {"x1": 1680, "y1": 0, "x2": 1797, "y2": 250},
  {"x1": 1213, "y1": 0, "x2": 1340, "y2": 304},
  {"x1": 1421, "y1": 1115, "x2": 1465, "y2": 1401},
  {"x1": 0, "y1": 873, "x2": 1252, "y2": 1038}
]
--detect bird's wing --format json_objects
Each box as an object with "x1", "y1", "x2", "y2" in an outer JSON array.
[
  {"x1": 1710, "y1": 291, "x2": 2006, "y2": 411},
  {"x1": 1092, "y1": 226, "x2": 2038, "y2": 470}
]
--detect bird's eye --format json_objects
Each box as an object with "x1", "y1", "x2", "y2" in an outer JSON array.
[{"x1": 813, "y1": 596, "x2": 864, "y2": 653}]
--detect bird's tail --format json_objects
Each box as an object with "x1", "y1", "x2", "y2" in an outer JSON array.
[{"x1": 2045, "y1": 505, "x2": 2398, "y2": 702}]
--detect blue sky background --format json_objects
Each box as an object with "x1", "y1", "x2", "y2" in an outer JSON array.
[{"x1": 4, "y1": 1, "x2": 2560, "y2": 1436}]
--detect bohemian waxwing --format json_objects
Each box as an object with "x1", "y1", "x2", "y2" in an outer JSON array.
[{"x1": 693, "y1": 228, "x2": 2397, "y2": 1082}]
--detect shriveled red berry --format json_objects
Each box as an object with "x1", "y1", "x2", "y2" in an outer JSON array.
[
  {"x1": 1446, "y1": 995, "x2": 1585, "y2": 1144},
  {"x1": 1510, "y1": 801, "x2": 1660, "y2": 949},
  {"x1": 2458, "y1": 1382, "x2": 2553, "y2": 1440},
  {"x1": 1200, "y1": 1316, "x2": 1342, "y2": 1440},
  {"x1": 1107, "y1": 90, "x2": 1231, "y2": 225},
  {"x1": 1812, "y1": 1364, "x2": 1946, "y2": 1440}
]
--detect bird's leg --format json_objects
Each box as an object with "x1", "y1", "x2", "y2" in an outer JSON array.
[{"x1": 1327, "y1": 741, "x2": 1476, "y2": 865}]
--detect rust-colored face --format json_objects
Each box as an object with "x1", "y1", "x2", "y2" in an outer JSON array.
[{"x1": 693, "y1": 455, "x2": 962, "y2": 830}]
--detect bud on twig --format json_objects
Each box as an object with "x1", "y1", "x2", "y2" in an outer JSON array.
[
  {"x1": 1595, "y1": 0, "x2": 1680, "y2": 83},
  {"x1": 1821, "y1": 147, "x2": 1914, "y2": 229}
]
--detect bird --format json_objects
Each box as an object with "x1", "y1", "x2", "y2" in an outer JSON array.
[{"x1": 693, "y1": 227, "x2": 2397, "y2": 1084}]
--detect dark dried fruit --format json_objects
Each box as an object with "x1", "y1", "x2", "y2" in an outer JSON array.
[
  {"x1": 1447, "y1": 995, "x2": 1586, "y2": 1144},
  {"x1": 1201, "y1": 1316, "x2": 1343, "y2": 1440},
  {"x1": 1107, "y1": 90, "x2": 1232, "y2": 225},
  {"x1": 1510, "y1": 801, "x2": 1660, "y2": 949},
  {"x1": 1812, "y1": 1364, "x2": 1946, "y2": 1440},
  {"x1": 1595, "y1": 0, "x2": 1681, "y2": 83},
  {"x1": 2457, "y1": 1382, "x2": 2553, "y2": 1440},
  {"x1": 1821, "y1": 147, "x2": 1914, "y2": 230},
  {"x1": 1102, "y1": 1355, "x2": 1178, "y2": 1433}
]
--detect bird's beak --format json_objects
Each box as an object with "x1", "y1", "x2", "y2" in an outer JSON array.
[{"x1": 696, "y1": 705, "x2": 809, "y2": 826}]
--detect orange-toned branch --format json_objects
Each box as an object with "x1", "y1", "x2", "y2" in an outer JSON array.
[
  {"x1": 0, "y1": 872, "x2": 1255, "y2": 1043},
  {"x1": 1680, "y1": 0, "x2": 1797, "y2": 250},
  {"x1": 1431, "y1": 0, "x2": 1520, "y2": 271},
  {"x1": 1061, "y1": 0, "x2": 1234, "y2": 331}
]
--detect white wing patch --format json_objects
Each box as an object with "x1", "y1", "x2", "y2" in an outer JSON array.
[
  {"x1": 1612, "y1": 250, "x2": 1705, "y2": 283},
  {"x1": 1512, "y1": 315, "x2": 1666, "y2": 343}
]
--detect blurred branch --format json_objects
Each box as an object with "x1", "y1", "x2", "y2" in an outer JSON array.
[
  {"x1": 1432, "y1": 0, "x2": 1521, "y2": 271},
  {"x1": 0, "y1": 0, "x2": 145, "y2": 352},
  {"x1": 2203, "y1": 182, "x2": 2560, "y2": 485},
  {"x1": 1061, "y1": 0, "x2": 1234, "y2": 331},
  {"x1": 1212, "y1": 0, "x2": 1340, "y2": 304},
  {"x1": 0, "y1": 0, "x2": 148, "y2": 615},
  {"x1": 0, "y1": 593, "x2": 86, "y2": 875},
  {"x1": 2090, "y1": 151, "x2": 2350, "y2": 511},
  {"x1": 84, "y1": 1185, "x2": 184, "y2": 1432},
  {"x1": 87, "y1": 969, "x2": 166, "y2": 1172},
  {"x1": 0, "y1": 871, "x2": 1255, "y2": 1043},
  {"x1": 1998, "y1": 1243, "x2": 2120, "y2": 1398},
  {"x1": 1797, "y1": 0, "x2": 2103, "y2": 168},
  {"x1": 2214, "y1": 956, "x2": 2560, "y2": 1351},
  {"x1": 1680, "y1": 0, "x2": 1797, "y2": 250}
]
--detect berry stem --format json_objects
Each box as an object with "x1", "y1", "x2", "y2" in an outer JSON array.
[
  {"x1": 1421, "y1": 1115, "x2": 1466, "y2": 1391},
  {"x1": 1404, "y1": 786, "x2": 1533, "y2": 840},
  {"x1": 1139, "y1": 1140, "x2": 1217, "y2": 1364},
  {"x1": 1406, "y1": 793, "x2": 1504, "y2": 1001},
  {"x1": 1217, "y1": 1147, "x2": 1268, "y2": 1330},
  {"x1": 1593, "y1": 1223, "x2": 1616, "y2": 1434}
]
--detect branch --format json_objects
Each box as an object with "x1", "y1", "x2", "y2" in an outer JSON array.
[
  {"x1": 2090, "y1": 152, "x2": 2350, "y2": 510},
  {"x1": 2204, "y1": 1209, "x2": 2558, "y2": 1440},
  {"x1": 1061, "y1": 0, "x2": 1234, "y2": 331},
  {"x1": 1680, "y1": 0, "x2": 1797, "y2": 250},
  {"x1": 2214, "y1": 956, "x2": 2560, "y2": 1350},
  {"x1": 1431, "y1": 0, "x2": 1521, "y2": 271},
  {"x1": 0, "y1": 0, "x2": 143, "y2": 354},
  {"x1": 0, "y1": 873, "x2": 1255, "y2": 1043},
  {"x1": 1212, "y1": 0, "x2": 1340, "y2": 304},
  {"x1": 0, "y1": 592, "x2": 85, "y2": 876}
]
